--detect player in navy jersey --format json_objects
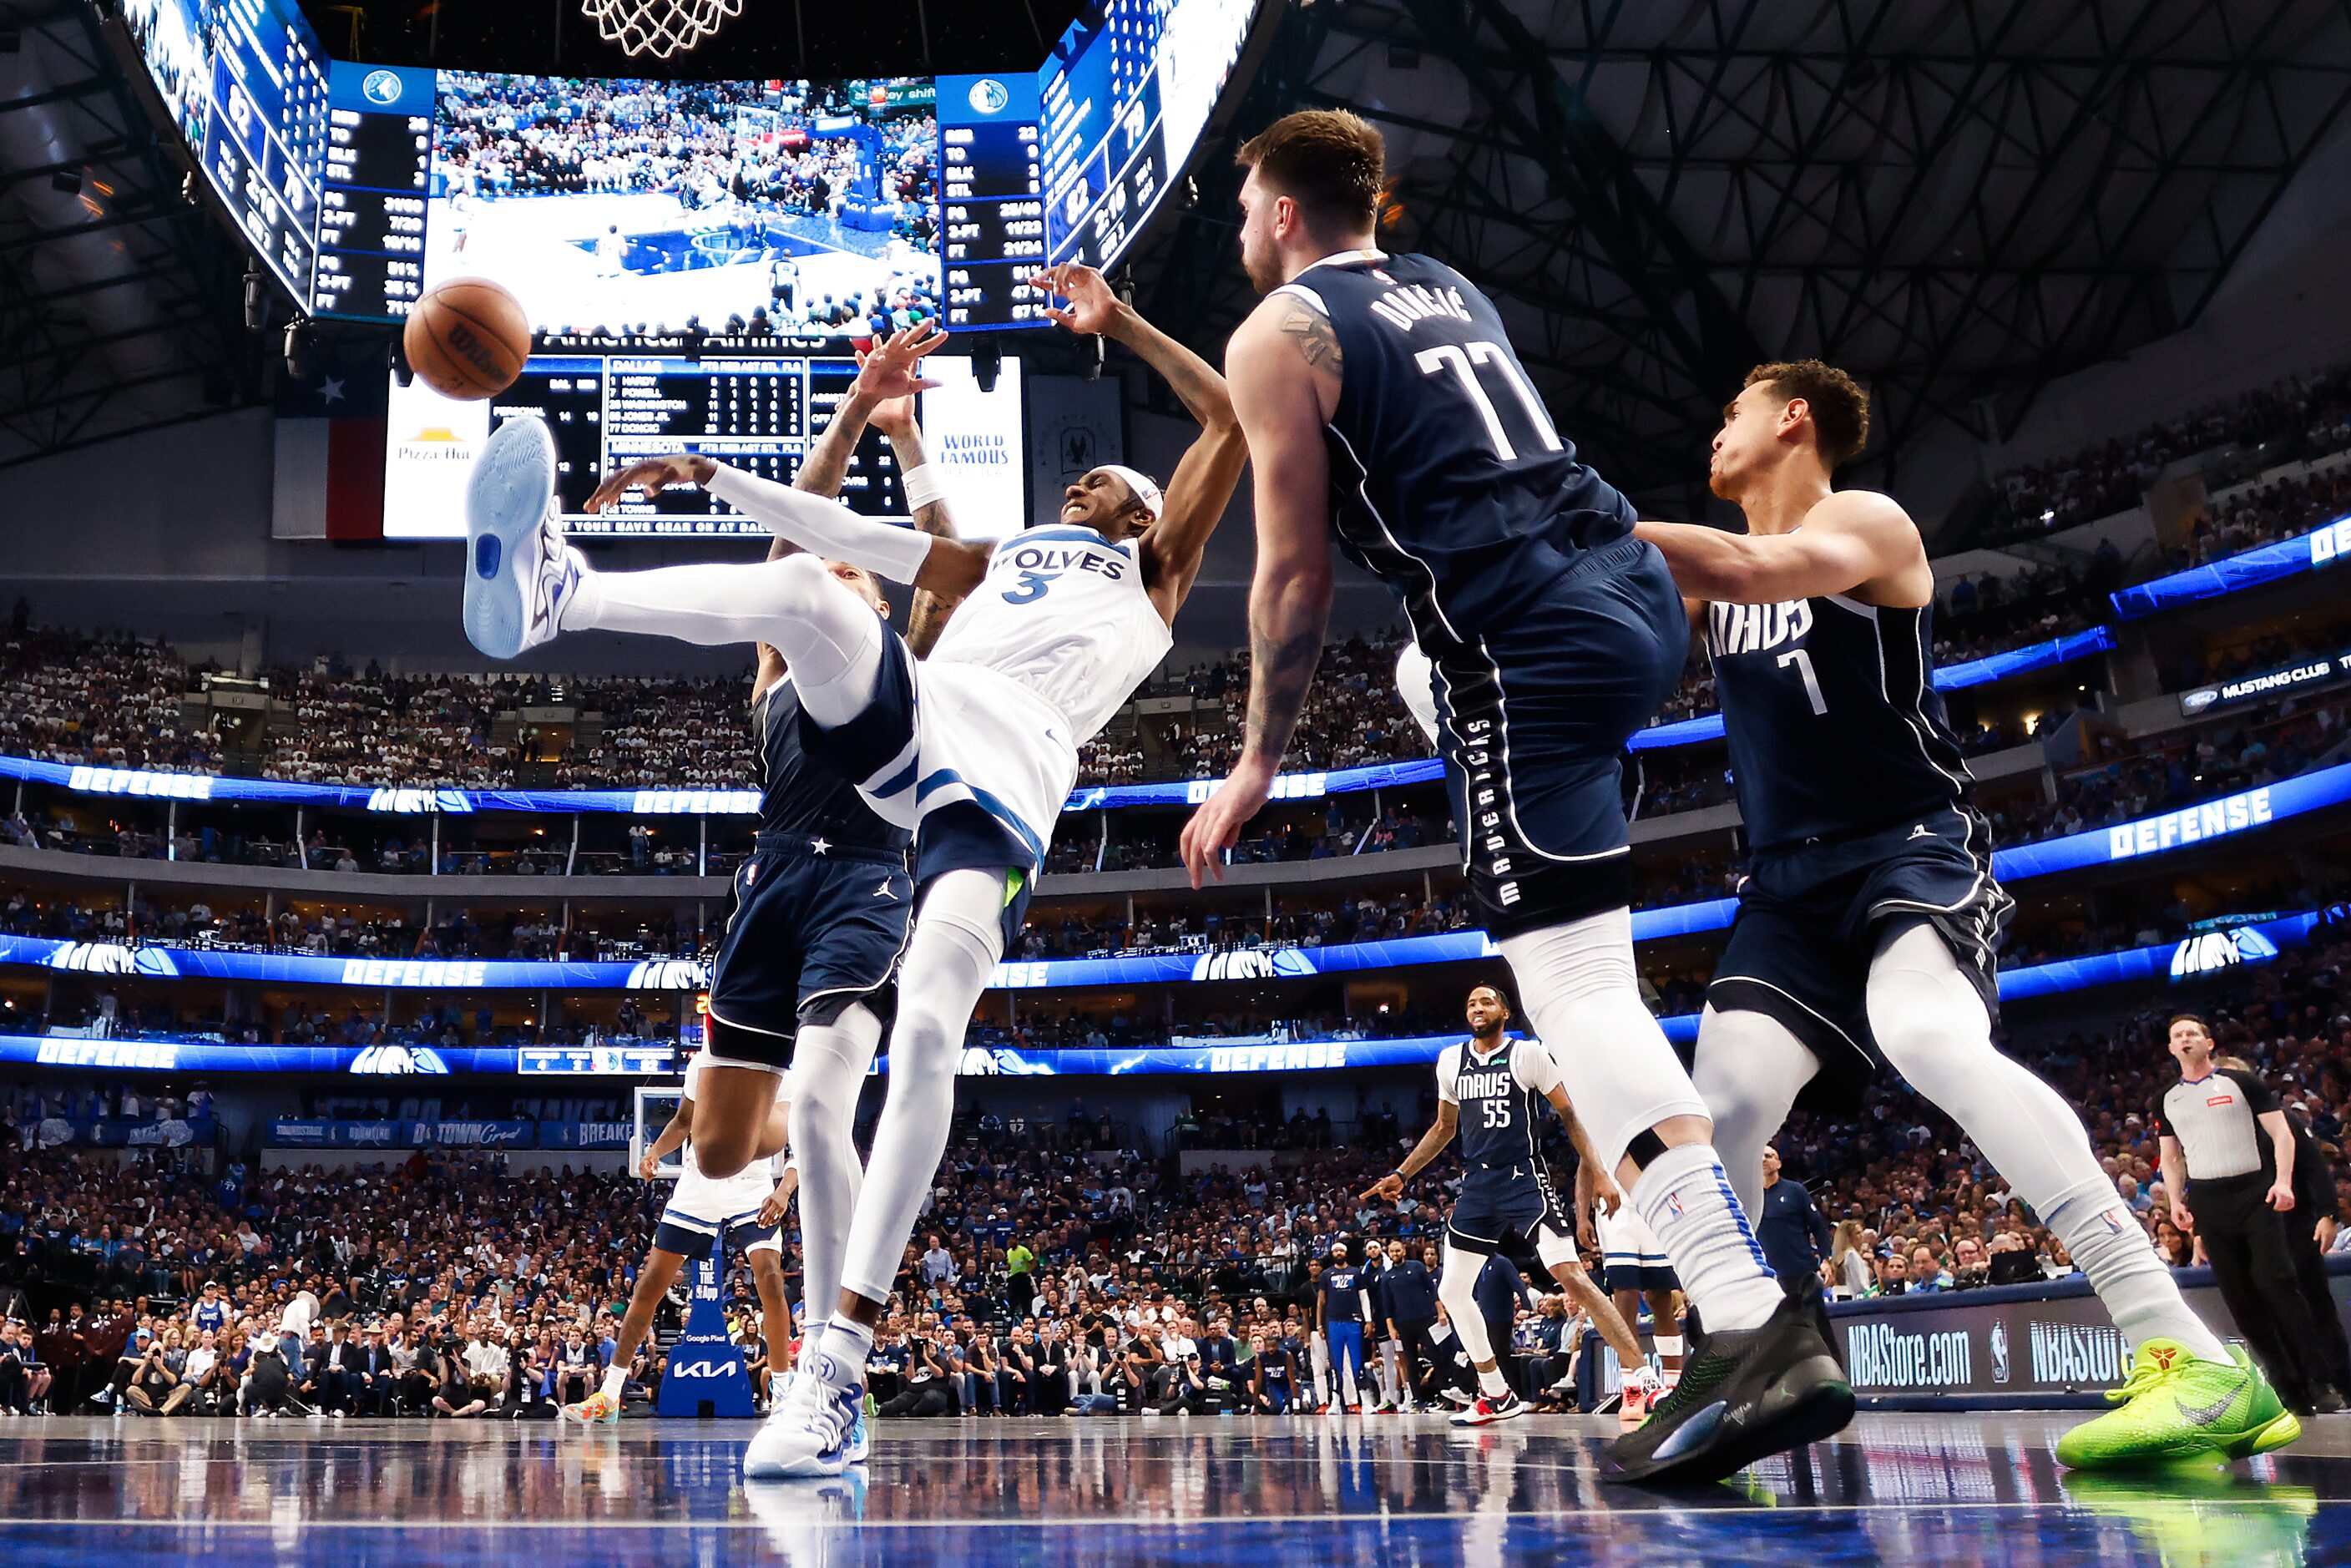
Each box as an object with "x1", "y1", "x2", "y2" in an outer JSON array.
[
  {"x1": 1187, "y1": 108, "x2": 1847, "y2": 1483},
  {"x1": 1363, "y1": 984, "x2": 1651, "y2": 1426},
  {"x1": 1638, "y1": 361, "x2": 2289, "y2": 1469},
  {"x1": 1314, "y1": 1242, "x2": 1372, "y2": 1413}
]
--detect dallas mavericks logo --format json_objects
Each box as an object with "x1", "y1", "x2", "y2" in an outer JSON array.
[
  {"x1": 1990, "y1": 1320, "x2": 2011, "y2": 1385},
  {"x1": 1189, "y1": 948, "x2": 1317, "y2": 983},
  {"x1": 351, "y1": 1045, "x2": 449, "y2": 1075},
  {"x1": 362, "y1": 68, "x2": 403, "y2": 106},
  {"x1": 958, "y1": 1048, "x2": 1057, "y2": 1077},
  {"x1": 2168, "y1": 927, "x2": 2278, "y2": 979},
  {"x1": 967, "y1": 78, "x2": 1011, "y2": 114},
  {"x1": 46, "y1": 943, "x2": 179, "y2": 977},
  {"x1": 624, "y1": 958, "x2": 710, "y2": 990}
]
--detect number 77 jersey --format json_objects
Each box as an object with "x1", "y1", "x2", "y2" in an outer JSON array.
[{"x1": 1270, "y1": 250, "x2": 1641, "y2": 627}]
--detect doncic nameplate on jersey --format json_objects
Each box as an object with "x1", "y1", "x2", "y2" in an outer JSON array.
[
  {"x1": 656, "y1": 1234, "x2": 754, "y2": 1419},
  {"x1": 1830, "y1": 1260, "x2": 2351, "y2": 1404}
]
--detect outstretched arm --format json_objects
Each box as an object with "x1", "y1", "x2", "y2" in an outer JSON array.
[
  {"x1": 872, "y1": 399, "x2": 965, "y2": 658},
  {"x1": 753, "y1": 368, "x2": 890, "y2": 695},
  {"x1": 1361, "y1": 1101, "x2": 1459, "y2": 1201},
  {"x1": 1634, "y1": 490, "x2": 1925, "y2": 606},
  {"x1": 1041, "y1": 264, "x2": 1247, "y2": 620},
  {"x1": 1176, "y1": 296, "x2": 1335, "y2": 888}
]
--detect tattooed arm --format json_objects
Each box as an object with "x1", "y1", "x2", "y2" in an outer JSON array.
[
  {"x1": 873, "y1": 397, "x2": 966, "y2": 658},
  {"x1": 1176, "y1": 291, "x2": 1340, "y2": 888}
]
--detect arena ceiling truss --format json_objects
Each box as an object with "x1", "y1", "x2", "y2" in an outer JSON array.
[
  {"x1": 0, "y1": 0, "x2": 258, "y2": 468},
  {"x1": 1137, "y1": 0, "x2": 2351, "y2": 515}
]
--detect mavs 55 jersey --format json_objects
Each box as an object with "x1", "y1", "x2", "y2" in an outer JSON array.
[
  {"x1": 705, "y1": 674, "x2": 914, "y2": 1070},
  {"x1": 1272, "y1": 251, "x2": 1688, "y2": 934},
  {"x1": 1703, "y1": 586, "x2": 2015, "y2": 1105},
  {"x1": 1436, "y1": 1034, "x2": 1576, "y2": 1253}
]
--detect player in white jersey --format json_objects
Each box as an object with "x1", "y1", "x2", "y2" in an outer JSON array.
[
  {"x1": 528, "y1": 263, "x2": 1246, "y2": 1475},
  {"x1": 564, "y1": 1051, "x2": 795, "y2": 1424}
]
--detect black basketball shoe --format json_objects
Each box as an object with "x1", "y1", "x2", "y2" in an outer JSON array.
[{"x1": 1602, "y1": 1289, "x2": 1854, "y2": 1486}]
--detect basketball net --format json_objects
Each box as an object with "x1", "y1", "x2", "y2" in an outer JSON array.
[{"x1": 579, "y1": 0, "x2": 741, "y2": 58}]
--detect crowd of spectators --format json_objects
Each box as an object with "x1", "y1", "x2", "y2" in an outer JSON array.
[{"x1": 1989, "y1": 359, "x2": 2351, "y2": 539}]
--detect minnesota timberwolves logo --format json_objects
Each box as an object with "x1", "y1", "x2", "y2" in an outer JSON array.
[
  {"x1": 362, "y1": 69, "x2": 403, "y2": 107},
  {"x1": 967, "y1": 78, "x2": 1011, "y2": 114}
]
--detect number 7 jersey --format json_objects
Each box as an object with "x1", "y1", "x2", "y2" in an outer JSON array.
[
  {"x1": 1271, "y1": 250, "x2": 1640, "y2": 625},
  {"x1": 1706, "y1": 591, "x2": 1972, "y2": 852}
]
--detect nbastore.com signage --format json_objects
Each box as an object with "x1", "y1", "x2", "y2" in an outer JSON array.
[{"x1": 1829, "y1": 1264, "x2": 2351, "y2": 1401}]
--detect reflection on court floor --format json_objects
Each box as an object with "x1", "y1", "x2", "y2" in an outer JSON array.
[{"x1": 0, "y1": 1413, "x2": 2341, "y2": 1565}]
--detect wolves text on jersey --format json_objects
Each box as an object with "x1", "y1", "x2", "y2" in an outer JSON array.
[{"x1": 1709, "y1": 597, "x2": 1814, "y2": 657}]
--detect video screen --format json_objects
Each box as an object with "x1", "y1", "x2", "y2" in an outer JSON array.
[
  {"x1": 121, "y1": 0, "x2": 327, "y2": 301},
  {"x1": 425, "y1": 73, "x2": 944, "y2": 339}
]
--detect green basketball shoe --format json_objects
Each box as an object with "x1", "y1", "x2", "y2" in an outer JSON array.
[{"x1": 2055, "y1": 1340, "x2": 2301, "y2": 1470}]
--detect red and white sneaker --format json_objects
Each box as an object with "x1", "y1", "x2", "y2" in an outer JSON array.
[
  {"x1": 1449, "y1": 1390, "x2": 1526, "y2": 1427},
  {"x1": 1619, "y1": 1371, "x2": 1656, "y2": 1428}
]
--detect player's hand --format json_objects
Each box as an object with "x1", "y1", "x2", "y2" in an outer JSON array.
[
  {"x1": 1178, "y1": 756, "x2": 1276, "y2": 888},
  {"x1": 1360, "y1": 1173, "x2": 1403, "y2": 1204},
  {"x1": 2172, "y1": 1201, "x2": 2193, "y2": 1232},
  {"x1": 1039, "y1": 263, "x2": 1121, "y2": 336},
  {"x1": 635, "y1": 1151, "x2": 658, "y2": 1181},
  {"x1": 2267, "y1": 1181, "x2": 2297, "y2": 1212},
  {"x1": 853, "y1": 322, "x2": 947, "y2": 403},
  {"x1": 1590, "y1": 1171, "x2": 1624, "y2": 1220},
  {"x1": 871, "y1": 392, "x2": 918, "y2": 440},
  {"x1": 586, "y1": 454, "x2": 715, "y2": 513},
  {"x1": 756, "y1": 1188, "x2": 789, "y2": 1228}
]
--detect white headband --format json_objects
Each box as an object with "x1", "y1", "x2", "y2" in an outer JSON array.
[{"x1": 1095, "y1": 464, "x2": 1164, "y2": 520}]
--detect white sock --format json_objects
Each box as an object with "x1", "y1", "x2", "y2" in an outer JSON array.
[
  {"x1": 1690, "y1": 1004, "x2": 1819, "y2": 1218},
  {"x1": 836, "y1": 873, "x2": 1003, "y2": 1303},
  {"x1": 806, "y1": 1317, "x2": 873, "y2": 1393},
  {"x1": 2046, "y1": 1180, "x2": 2232, "y2": 1363},
  {"x1": 1865, "y1": 924, "x2": 2230, "y2": 1364},
  {"x1": 1477, "y1": 1364, "x2": 1509, "y2": 1399},
  {"x1": 786, "y1": 1004, "x2": 882, "y2": 1325},
  {"x1": 560, "y1": 554, "x2": 887, "y2": 726},
  {"x1": 1632, "y1": 1142, "x2": 1783, "y2": 1333},
  {"x1": 599, "y1": 1364, "x2": 625, "y2": 1401}
]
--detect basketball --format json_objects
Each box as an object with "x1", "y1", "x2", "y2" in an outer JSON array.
[{"x1": 404, "y1": 277, "x2": 531, "y2": 400}]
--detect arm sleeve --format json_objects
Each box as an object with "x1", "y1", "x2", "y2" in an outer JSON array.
[
  {"x1": 2148, "y1": 1094, "x2": 2167, "y2": 1138},
  {"x1": 1513, "y1": 1039, "x2": 1565, "y2": 1097},
  {"x1": 705, "y1": 463, "x2": 939, "y2": 584},
  {"x1": 1434, "y1": 1045, "x2": 1460, "y2": 1105}
]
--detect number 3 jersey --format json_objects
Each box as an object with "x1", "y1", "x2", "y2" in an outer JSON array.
[
  {"x1": 1270, "y1": 249, "x2": 1638, "y2": 626},
  {"x1": 1706, "y1": 591, "x2": 1971, "y2": 852},
  {"x1": 927, "y1": 526, "x2": 1172, "y2": 746}
]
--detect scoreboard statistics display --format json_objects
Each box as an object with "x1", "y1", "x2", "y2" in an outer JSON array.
[
  {"x1": 1037, "y1": 0, "x2": 1262, "y2": 272},
  {"x1": 120, "y1": 0, "x2": 1261, "y2": 327},
  {"x1": 120, "y1": 0, "x2": 326, "y2": 301},
  {"x1": 381, "y1": 351, "x2": 1024, "y2": 539},
  {"x1": 382, "y1": 352, "x2": 897, "y2": 539},
  {"x1": 311, "y1": 63, "x2": 437, "y2": 320}
]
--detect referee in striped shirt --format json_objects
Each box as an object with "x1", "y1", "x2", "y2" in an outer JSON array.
[{"x1": 2156, "y1": 1014, "x2": 2343, "y2": 1415}]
